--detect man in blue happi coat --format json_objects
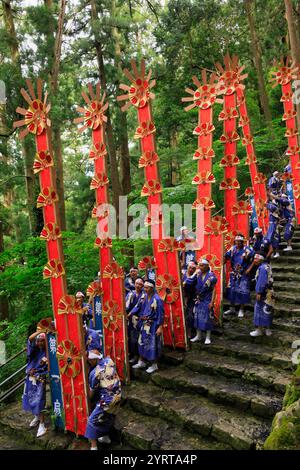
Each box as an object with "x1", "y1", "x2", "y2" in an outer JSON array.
[
  {"x1": 265, "y1": 199, "x2": 281, "y2": 258},
  {"x1": 177, "y1": 226, "x2": 197, "y2": 273},
  {"x1": 182, "y1": 261, "x2": 197, "y2": 338},
  {"x1": 250, "y1": 227, "x2": 271, "y2": 258},
  {"x1": 124, "y1": 267, "x2": 139, "y2": 293},
  {"x1": 22, "y1": 331, "x2": 48, "y2": 437},
  {"x1": 250, "y1": 253, "x2": 275, "y2": 337},
  {"x1": 85, "y1": 350, "x2": 121, "y2": 450},
  {"x1": 131, "y1": 279, "x2": 164, "y2": 374},
  {"x1": 224, "y1": 234, "x2": 254, "y2": 318},
  {"x1": 126, "y1": 277, "x2": 145, "y2": 364},
  {"x1": 267, "y1": 170, "x2": 283, "y2": 197},
  {"x1": 189, "y1": 259, "x2": 217, "y2": 345},
  {"x1": 76, "y1": 291, "x2": 93, "y2": 327},
  {"x1": 279, "y1": 193, "x2": 296, "y2": 252}
]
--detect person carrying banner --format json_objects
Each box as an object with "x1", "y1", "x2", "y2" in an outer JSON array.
[
  {"x1": 85, "y1": 350, "x2": 121, "y2": 450},
  {"x1": 22, "y1": 331, "x2": 48, "y2": 437},
  {"x1": 190, "y1": 259, "x2": 217, "y2": 345},
  {"x1": 250, "y1": 253, "x2": 275, "y2": 337},
  {"x1": 131, "y1": 279, "x2": 164, "y2": 374},
  {"x1": 126, "y1": 277, "x2": 145, "y2": 364},
  {"x1": 224, "y1": 235, "x2": 254, "y2": 318}
]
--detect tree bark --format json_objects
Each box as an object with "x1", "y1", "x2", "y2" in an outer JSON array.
[
  {"x1": 0, "y1": 220, "x2": 9, "y2": 320},
  {"x1": 111, "y1": 0, "x2": 131, "y2": 196},
  {"x1": 44, "y1": 0, "x2": 67, "y2": 230},
  {"x1": 2, "y1": 0, "x2": 40, "y2": 235},
  {"x1": 90, "y1": 0, "x2": 123, "y2": 219},
  {"x1": 245, "y1": 0, "x2": 273, "y2": 126},
  {"x1": 284, "y1": 0, "x2": 300, "y2": 141}
]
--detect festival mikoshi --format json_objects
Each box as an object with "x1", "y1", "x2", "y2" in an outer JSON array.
[{"x1": 12, "y1": 53, "x2": 299, "y2": 440}]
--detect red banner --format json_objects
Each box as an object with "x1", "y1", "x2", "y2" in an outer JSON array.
[
  {"x1": 118, "y1": 60, "x2": 187, "y2": 349},
  {"x1": 75, "y1": 84, "x2": 129, "y2": 382},
  {"x1": 271, "y1": 58, "x2": 300, "y2": 223},
  {"x1": 14, "y1": 79, "x2": 89, "y2": 436}
]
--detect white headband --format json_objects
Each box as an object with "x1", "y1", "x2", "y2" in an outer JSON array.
[
  {"x1": 199, "y1": 259, "x2": 209, "y2": 265},
  {"x1": 273, "y1": 171, "x2": 279, "y2": 176},
  {"x1": 88, "y1": 351, "x2": 102, "y2": 360},
  {"x1": 254, "y1": 228, "x2": 262, "y2": 233},
  {"x1": 144, "y1": 281, "x2": 154, "y2": 288},
  {"x1": 254, "y1": 254, "x2": 264, "y2": 260},
  {"x1": 235, "y1": 236, "x2": 244, "y2": 241}
]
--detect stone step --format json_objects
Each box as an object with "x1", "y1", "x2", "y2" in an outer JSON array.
[
  {"x1": 184, "y1": 351, "x2": 292, "y2": 394},
  {"x1": 223, "y1": 301, "x2": 300, "y2": 317},
  {"x1": 272, "y1": 265, "x2": 300, "y2": 274},
  {"x1": 221, "y1": 317, "x2": 299, "y2": 348},
  {"x1": 190, "y1": 336, "x2": 294, "y2": 370},
  {"x1": 279, "y1": 242, "x2": 300, "y2": 248},
  {"x1": 114, "y1": 406, "x2": 231, "y2": 450},
  {"x1": 274, "y1": 291, "x2": 300, "y2": 304},
  {"x1": 274, "y1": 282, "x2": 300, "y2": 293},
  {"x1": 123, "y1": 382, "x2": 271, "y2": 450},
  {"x1": 272, "y1": 256, "x2": 300, "y2": 264},
  {"x1": 272, "y1": 317, "x2": 300, "y2": 333},
  {"x1": 150, "y1": 366, "x2": 283, "y2": 418},
  {"x1": 273, "y1": 273, "x2": 300, "y2": 283}
]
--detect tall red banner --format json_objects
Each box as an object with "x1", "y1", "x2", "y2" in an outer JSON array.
[
  {"x1": 118, "y1": 59, "x2": 187, "y2": 349},
  {"x1": 271, "y1": 58, "x2": 300, "y2": 223},
  {"x1": 182, "y1": 72, "x2": 225, "y2": 322},
  {"x1": 182, "y1": 70, "x2": 221, "y2": 256},
  {"x1": 237, "y1": 87, "x2": 268, "y2": 232},
  {"x1": 14, "y1": 79, "x2": 89, "y2": 436},
  {"x1": 75, "y1": 83, "x2": 129, "y2": 382}
]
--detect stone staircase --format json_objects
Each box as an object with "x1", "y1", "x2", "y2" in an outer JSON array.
[{"x1": 115, "y1": 228, "x2": 300, "y2": 450}]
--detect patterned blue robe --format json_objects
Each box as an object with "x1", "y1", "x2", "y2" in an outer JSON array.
[
  {"x1": 126, "y1": 289, "x2": 145, "y2": 357},
  {"x1": 225, "y1": 245, "x2": 254, "y2": 305},
  {"x1": 131, "y1": 292, "x2": 164, "y2": 361},
  {"x1": 266, "y1": 202, "x2": 281, "y2": 249},
  {"x1": 22, "y1": 339, "x2": 48, "y2": 416},
  {"x1": 82, "y1": 302, "x2": 93, "y2": 327},
  {"x1": 267, "y1": 176, "x2": 283, "y2": 196},
  {"x1": 279, "y1": 198, "x2": 295, "y2": 242},
  {"x1": 254, "y1": 262, "x2": 274, "y2": 328},
  {"x1": 125, "y1": 276, "x2": 136, "y2": 293},
  {"x1": 193, "y1": 271, "x2": 217, "y2": 331},
  {"x1": 85, "y1": 357, "x2": 121, "y2": 440},
  {"x1": 182, "y1": 273, "x2": 197, "y2": 329},
  {"x1": 85, "y1": 328, "x2": 102, "y2": 352}
]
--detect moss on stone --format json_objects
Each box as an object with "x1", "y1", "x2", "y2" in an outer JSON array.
[{"x1": 264, "y1": 414, "x2": 300, "y2": 450}]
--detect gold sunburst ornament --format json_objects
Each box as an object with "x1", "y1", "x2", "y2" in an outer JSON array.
[
  {"x1": 117, "y1": 59, "x2": 156, "y2": 111},
  {"x1": 74, "y1": 82, "x2": 108, "y2": 132},
  {"x1": 182, "y1": 70, "x2": 222, "y2": 111},
  {"x1": 215, "y1": 54, "x2": 248, "y2": 96},
  {"x1": 13, "y1": 78, "x2": 51, "y2": 139}
]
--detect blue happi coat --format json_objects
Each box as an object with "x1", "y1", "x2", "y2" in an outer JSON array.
[
  {"x1": 126, "y1": 289, "x2": 145, "y2": 357},
  {"x1": 279, "y1": 198, "x2": 295, "y2": 242},
  {"x1": 125, "y1": 275, "x2": 136, "y2": 293},
  {"x1": 193, "y1": 270, "x2": 217, "y2": 331},
  {"x1": 267, "y1": 176, "x2": 283, "y2": 196},
  {"x1": 251, "y1": 235, "x2": 271, "y2": 258},
  {"x1": 22, "y1": 339, "x2": 48, "y2": 416},
  {"x1": 131, "y1": 292, "x2": 164, "y2": 361},
  {"x1": 85, "y1": 328, "x2": 102, "y2": 352},
  {"x1": 182, "y1": 272, "x2": 197, "y2": 329},
  {"x1": 266, "y1": 202, "x2": 281, "y2": 249},
  {"x1": 85, "y1": 356, "x2": 121, "y2": 440},
  {"x1": 254, "y1": 262, "x2": 274, "y2": 328},
  {"x1": 225, "y1": 245, "x2": 254, "y2": 305}
]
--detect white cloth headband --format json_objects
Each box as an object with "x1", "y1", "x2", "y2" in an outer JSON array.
[
  {"x1": 199, "y1": 259, "x2": 209, "y2": 265},
  {"x1": 235, "y1": 236, "x2": 244, "y2": 241},
  {"x1": 144, "y1": 281, "x2": 154, "y2": 288},
  {"x1": 88, "y1": 351, "x2": 102, "y2": 360},
  {"x1": 254, "y1": 228, "x2": 262, "y2": 233},
  {"x1": 254, "y1": 254, "x2": 264, "y2": 260}
]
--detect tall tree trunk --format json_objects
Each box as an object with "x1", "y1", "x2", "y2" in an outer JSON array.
[
  {"x1": 90, "y1": 0, "x2": 123, "y2": 220},
  {"x1": 284, "y1": 0, "x2": 300, "y2": 141},
  {"x1": 245, "y1": 0, "x2": 273, "y2": 126},
  {"x1": 0, "y1": 220, "x2": 9, "y2": 320},
  {"x1": 44, "y1": 0, "x2": 67, "y2": 230},
  {"x1": 111, "y1": 0, "x2": 131, "y2": 196},
  {"x1": 2, "y1": 0, "x2": 40, "y2": 235}
]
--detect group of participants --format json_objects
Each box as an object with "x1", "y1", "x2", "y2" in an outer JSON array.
[{"x1": 21, "y1": 167, "x2": 296, "y2": 450}]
